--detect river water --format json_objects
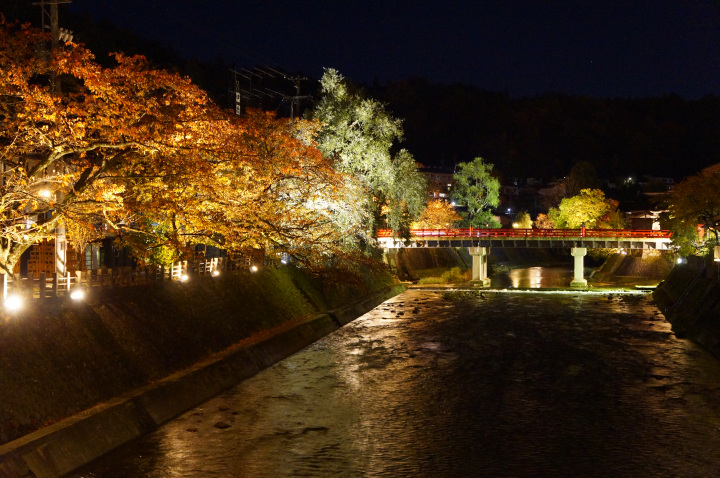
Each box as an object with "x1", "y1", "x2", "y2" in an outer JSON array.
[{"x1": 71, "y1": 267, "x2": 720, "y2": 477}]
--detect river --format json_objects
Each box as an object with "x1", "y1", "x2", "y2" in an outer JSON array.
[{"x1": 71, "y1": 267, "x2": 720, "y2": 477}]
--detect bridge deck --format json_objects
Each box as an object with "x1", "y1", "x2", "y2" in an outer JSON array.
[{"x1": 377, "y1": 228, "x2": 672, "y2": 250}]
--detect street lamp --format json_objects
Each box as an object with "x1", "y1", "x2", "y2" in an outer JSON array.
[{"x1": 4, "y1": 294, "x2": 22, "y2": 312}]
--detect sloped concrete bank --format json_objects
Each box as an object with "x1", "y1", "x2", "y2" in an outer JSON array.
[
  {"x1": 590, "y1": 250, "x2": 673, "y2": 286},
  {"x1": 0, "y1": 265, "x2": 404, "y2": 478},
  {"x1": 653, "y1": 256, "x2": 720, "y2": 357}
]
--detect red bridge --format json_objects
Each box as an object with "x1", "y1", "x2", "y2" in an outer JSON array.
[
  {"x1": 377, "y1": 228, "x2": 673, "y2": 288},
  {"x1": 377, "y1": 228, "x2": 671, "y2": 249}
]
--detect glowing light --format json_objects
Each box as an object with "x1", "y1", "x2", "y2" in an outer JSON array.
[
  {"x1": 211, "y1": 270, "x2": 220, "y2": 277},
  {"x1": 179, "y1": 274, "x2": 189, "y2": 282},
  {"x1": 38, "y1": 189, "x2": 52, "y2": 199},
  {"x1": 676, "y1": 257, "x2": 685, "y2": 264},
  {"x1": 69, "y1": 288, "x2": 85, "y2": 301},
  {"x1": 250, "y1": 265, "x2": 258, "y2": 272},
  {"x1": 5, "y1": 295, "x2": 22, "y2": 311}
]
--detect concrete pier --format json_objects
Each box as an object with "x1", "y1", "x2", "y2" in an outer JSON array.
[
  {"x1": 570, "y1": 247, "x2": 588, "y2": 288},
  {"x1": 469, "y1": 246, "x2": 491, "y2": 287}
]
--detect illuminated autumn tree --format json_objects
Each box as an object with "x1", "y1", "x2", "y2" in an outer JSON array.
[
  {"x1": 0, "y1": 20, "x2": 233, "y2": 274},
  {"x1": 533, "y1": 213, "x2": 554, "y2": 229},
  {"x1": 411, "y1": 200, "x2": 462, "y2": 229},
  {"x1": 0, "y1": 23, "x2": 391, "y2": 276},
  {"x1": 200, "y1": 111, "x2": 356, "y2": 268},
  {"x1": 661, "y1": 171, "x2": 720, "y2": 255},
  {"x1": 548, "y1": 188, "x2": 627, "y2": 229}
]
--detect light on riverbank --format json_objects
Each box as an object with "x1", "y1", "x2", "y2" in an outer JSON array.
[
  {"x1": 4, "y1": 294, "x2": 22, "y2": 311},
  {"x1": 70, "y1": 288, "x2": 85, "y2": 301}
]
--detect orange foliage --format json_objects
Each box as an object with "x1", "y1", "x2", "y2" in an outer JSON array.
[{"x1": 0, "y1": 21, "x2": 354, "y2": 271}]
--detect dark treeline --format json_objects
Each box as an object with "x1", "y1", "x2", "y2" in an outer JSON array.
[{"x1": 373, "y1": 78, "x2": 720, "y2": 181}]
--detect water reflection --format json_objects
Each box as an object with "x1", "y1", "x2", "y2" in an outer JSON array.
[{"x1": 493, "y1": 266, "x2": 573, "y2": 288}]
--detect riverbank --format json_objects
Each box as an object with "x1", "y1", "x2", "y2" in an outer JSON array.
[
  {"x1": 653, "y1": 255, "x2": 720, "y2": 359},
  {"x1": 0, "y1": 263, "x2": 404, "y2": 478}
]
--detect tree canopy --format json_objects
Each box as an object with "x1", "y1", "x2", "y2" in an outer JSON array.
[
  {"x1": 661, "y1": 171, "x2": 720, "y2": 255},
  {"x1": 548, "y1": 188, "x2": 627, "y2": 229},
  {"x1": 450, "y1": 157, "x2": 500, "y2": 228},
  {"x1": 411, "y1": 200, "x2": 462, "y2": 229},
  {"x1": 309, "y1": 68, "x2": 426, "y2": 241},
  {"x1": 0, "y1": 23, "x2": 367, "y2": 274}
]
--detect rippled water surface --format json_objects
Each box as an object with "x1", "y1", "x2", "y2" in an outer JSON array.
[{"x1": 73, "y1": 277, "x2": 720, "y2": 477}]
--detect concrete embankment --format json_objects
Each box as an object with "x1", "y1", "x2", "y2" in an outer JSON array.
[
  {"x1": 0, "y1": 265, "x2": 404, "y2": 478},
  {"x1": 653, "y1": 256, "x2": 720, "y2": 358},
  {"x1": 590, "y1": 250, "x2": 673, "y2": 286}
]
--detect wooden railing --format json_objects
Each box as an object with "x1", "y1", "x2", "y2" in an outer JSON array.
[
  {"x1": 376, "y1": 228, "x2": 672, "y2": 239},
  {"x1": 0, "y1": 257, "x2": 255, "y2": 301}
]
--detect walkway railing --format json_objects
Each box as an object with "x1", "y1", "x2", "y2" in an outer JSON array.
[
  {"x1": 0, "y1": 257, "x2": 252, "y2": 301},
  {"x1": 377, "y1": 228, "x2": 672, "y2": 239}
]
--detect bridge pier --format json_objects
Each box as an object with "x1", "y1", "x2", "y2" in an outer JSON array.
[
  {"x1": 570, "y1": 247, "x2": 588, "y2": 288},
  {"x1": 469, "y1": 247, "x2": 491, "y2": 287}
]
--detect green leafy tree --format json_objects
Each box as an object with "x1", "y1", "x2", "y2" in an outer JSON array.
[
  {"x1": 662, "y1": 171, "x2": 720, "y2": 255},
  {"x1": 549, "y1": 188, "x2": 627, "y2": 229},
  {"x1": 451, "y1": 157, "x2": 500, "y2": 228},
  {"x1": 309, "y1": 69, "x2": 426, "y2": 241}
]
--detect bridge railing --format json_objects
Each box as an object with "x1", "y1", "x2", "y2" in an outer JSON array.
[{"x1": 377, "y1": 228, "x2": 672, "y2": 239}]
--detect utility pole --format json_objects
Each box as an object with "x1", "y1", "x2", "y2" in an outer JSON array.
[
  {"x1": 33, "y1": 0, "x2": 72, "y2": 276},
  {"x1": 32, "y1": 0, "x2": 72, "y2": 50}
]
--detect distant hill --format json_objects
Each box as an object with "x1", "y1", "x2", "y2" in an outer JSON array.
[{"x1": 373, "y1": 78, "x2": 720, "y2": 181}]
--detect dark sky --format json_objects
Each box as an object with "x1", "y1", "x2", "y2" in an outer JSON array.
[{"x1": 26, "y1": 1, "x2": 720, "y2": 98}]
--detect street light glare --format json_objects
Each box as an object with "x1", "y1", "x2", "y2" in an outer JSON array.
[{"x1": 5, "y1": 295, "x2": 22, "y2": 311}]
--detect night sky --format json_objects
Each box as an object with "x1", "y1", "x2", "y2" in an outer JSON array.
[{"x1": 58, "y1": 0, "x2": 720, "y2": 99}]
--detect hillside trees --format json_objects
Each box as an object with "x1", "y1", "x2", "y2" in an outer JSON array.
[
  {"x1": 661, "y1": 171, "x2": 720, "y2": 255},
  {"x1": 450, "y1": 157, "x2": 500, "y2": 228},
  {"x1": 309, "y1": 68, "x2": 427, "y2": 243}
]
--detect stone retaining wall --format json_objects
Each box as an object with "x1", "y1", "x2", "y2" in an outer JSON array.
[
  {"x1": 0, "y1": 276, "x2": 404, "y2": 478},
  {"x1": 653, "y1": 256, "x2": 720, "y2": 358}
]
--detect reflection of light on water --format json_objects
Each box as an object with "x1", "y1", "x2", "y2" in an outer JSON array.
[
  {"x1": 509, "y1": 269, "x2": 520, "y2": 288},
  {"x1": 530, "y1": 266, "x2": 542, "y2": 288},
  {"x1": 507, "y1": 266, "x2": 553, "y2": 288}
]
